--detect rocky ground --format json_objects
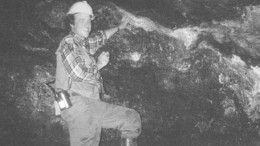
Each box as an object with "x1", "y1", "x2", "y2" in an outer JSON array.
[{"x1": 1, "y1": 0, "x2": 260, "y2": 146}]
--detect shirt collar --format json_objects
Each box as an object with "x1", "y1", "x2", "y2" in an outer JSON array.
[{"x1": 70, "y1": 31, "x2": 86, "y2": 47}]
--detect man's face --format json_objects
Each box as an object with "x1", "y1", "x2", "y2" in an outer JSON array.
[{"x1": 71, "y1": 13, "x2": 92, "y2": 38}]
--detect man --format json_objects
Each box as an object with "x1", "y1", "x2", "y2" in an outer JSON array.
[{"x1": 54, "y1": 1, "x2": 141, "y2": 146}]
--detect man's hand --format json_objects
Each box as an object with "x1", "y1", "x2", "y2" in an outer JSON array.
[
  {"x1": 118, "y1": 16, "x2": 131, "y2": 30},
  {"x1": 104, "y1": 16, "x2": 132, "y2": 39},
  {"x1": 97, "y1": 52, "x2": 109, "y2": 70}
]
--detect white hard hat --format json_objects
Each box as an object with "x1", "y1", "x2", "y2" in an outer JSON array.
[{"x1": 67, "y1": 1, "x2": 94, "y2": 19}]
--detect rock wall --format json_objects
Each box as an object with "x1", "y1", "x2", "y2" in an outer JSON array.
[{"x1": 2, "y1": 0, "x2": 260, "y2": 146}]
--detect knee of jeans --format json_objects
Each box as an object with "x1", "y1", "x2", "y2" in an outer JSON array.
[{"x1": 126, "y1": 109, "x2": 141, "y2": 129}]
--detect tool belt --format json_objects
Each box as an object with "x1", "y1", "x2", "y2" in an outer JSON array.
[{"x1": 46, "y1": 80, "x2": 73, "y2": 111}]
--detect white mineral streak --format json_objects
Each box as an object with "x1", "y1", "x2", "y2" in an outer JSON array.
[
  {"x1": 227, "y1": 55, "x2": 260, "y2": 97},
  {"x1": 176, "y1": 62, "x2": 191, "y2": 72},
  {"x1": 116, "y1": 5, "x2": 174, "y2": 35},
  {"x1": 130, "y1": 52, "x2": 141, "y2": 62},
  {"x1": 19, "y1": 42, "x2": 49, "y2": 52},
  {"x1": 116, "y1": 4, "x2": 203, "y2": 50},
  {"x1": 230, "y1": 55, "x2": 247, "y2": 67},
  {"x1": 116, "y1": 5, "x2": 203, "y2": 50},
  {"x1": 219, "y1": 55, "x2": 260, "y2": 120},
  {"x1": 245, "y1": 66, "x2": 260, "y2": 120},
  {"x1": 170, "y1": 28, "x2": 201, "y2": 50},
  {"x1": 250, "y1": 66, "x2": 260, "y2": 96}
]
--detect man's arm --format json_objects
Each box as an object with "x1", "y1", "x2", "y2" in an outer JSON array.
[
  {"x1": 87, "y1": 17, "x2": 131, "y2": 70},
  {"x1": 87, "y1": 16, "x2": 131, "y2": 50},
  {"x1": 60, "y1": 42, "x2": 99, "y2": 82}
]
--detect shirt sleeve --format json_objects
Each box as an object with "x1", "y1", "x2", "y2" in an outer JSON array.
[
  {"x1": 87, "y1": 30, "x2": 107, "y2": 50},
  {"x1": 60, "y1": 42, "x2": 98, "y2": 82}
]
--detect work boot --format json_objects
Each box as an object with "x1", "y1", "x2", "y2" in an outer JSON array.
[{"x1": 121, "y1": 138, "x2": 138, "y2": 146}]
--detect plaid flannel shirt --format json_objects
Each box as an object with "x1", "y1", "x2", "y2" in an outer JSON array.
[{"x1": 59, "y1": 31, "x2": 107, "y2": 82}]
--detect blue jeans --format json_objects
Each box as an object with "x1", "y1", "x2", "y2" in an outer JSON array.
[{"x1": 61, "y1": 95, "x2": 141, "y2": 146}]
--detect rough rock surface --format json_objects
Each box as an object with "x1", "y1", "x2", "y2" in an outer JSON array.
[{"x1": 2, "y1": 0, "x2": 260, "y2": 146}]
